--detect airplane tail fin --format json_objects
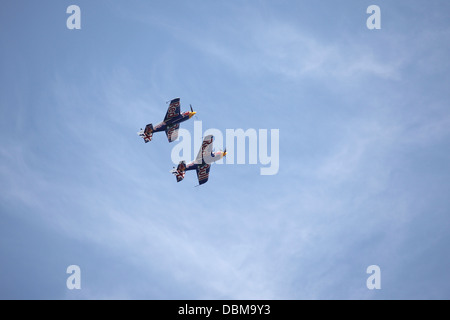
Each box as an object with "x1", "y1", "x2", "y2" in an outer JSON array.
[
  {"x1": 171, "y1": 161, "x2": 186, "y2": 182},
  {"x1": 138, "y1": 124, "x2": 154, "y2": 143}
]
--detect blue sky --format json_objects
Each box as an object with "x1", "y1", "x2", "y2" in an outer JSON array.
[{"x1": 1, "y1": 0, "x2": 450, "y2": 299}]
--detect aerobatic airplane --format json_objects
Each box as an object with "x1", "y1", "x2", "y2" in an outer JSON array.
[
  {"x1": 171, "y1": 135, "x2": 226, "y2": 185},
  {"x1": 138, "y1": 98, "x2": 196, "y2": 143}
]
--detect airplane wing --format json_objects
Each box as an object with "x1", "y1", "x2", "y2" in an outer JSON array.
[
  {"x1": 196, "y1": 163, "x2": 211, "y2": 185},
  {"x1": 164, "y1": 98, "x2": 180, "y2": 122},
  {"x1": 195, "y1": 135, "x2": 214, "y2": 164},
  {"x1": 165, "y1": 123, "x2": 180, "y2": 142}
]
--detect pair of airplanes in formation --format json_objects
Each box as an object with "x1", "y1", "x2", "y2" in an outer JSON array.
[{"x1": 137, "y1": 98, "x2": 226, "y2": 185}]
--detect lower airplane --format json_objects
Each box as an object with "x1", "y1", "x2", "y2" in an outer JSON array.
[
  {"x1": 171, "y1": 135, "x2": 226, "y2": 185},
  {"x1": 138, "y1": 98, "x2": 196, "y2": 143}
]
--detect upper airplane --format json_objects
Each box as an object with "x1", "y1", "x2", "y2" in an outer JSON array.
[{"x1": 138, "y1": 98, "x2": 196, "y2": 143}]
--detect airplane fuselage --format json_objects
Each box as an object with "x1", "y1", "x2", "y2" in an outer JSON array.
[
  {"x1": 184, "y1": 151, "x2": 226, "y2": 171},
  {"x1": 153, "y1": 111, "x2": 193, "y2": 133}
]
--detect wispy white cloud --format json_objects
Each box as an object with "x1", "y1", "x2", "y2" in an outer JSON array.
[{"x1": 165, "y1": 13, "x2": 404, "y2": 82}]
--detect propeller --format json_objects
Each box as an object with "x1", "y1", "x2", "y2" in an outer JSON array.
[{"x1": 190, "y1": 104, "x2": 199, "y2": 120}]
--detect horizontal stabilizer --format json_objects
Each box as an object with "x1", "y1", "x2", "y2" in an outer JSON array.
[
  {"x1": 171, "y1": 161, "x2": 186, "y2": 182},
  {"x1": 138, "y1": 124, "x2": 153, "y2": 143}
]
